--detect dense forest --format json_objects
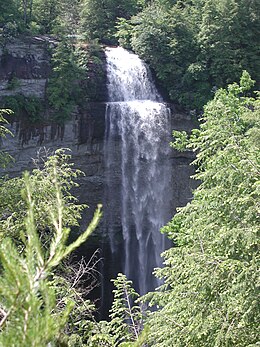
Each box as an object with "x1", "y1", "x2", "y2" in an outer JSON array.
[
  {"x1": 0, "y1": 0, "x2": 259, "y2": 346},
  {"x1": 1, "y1": 0, "x2": 259, "y2": 111}
]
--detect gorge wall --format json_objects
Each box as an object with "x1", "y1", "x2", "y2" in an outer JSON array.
[
  {"x1": 0, "y1": 36, "x2": 108, "y2": 224},
  {"x1": 0, "y1": 36, "x2": 197, "y2": 314},
  {"x1": 0, "y1": 36, "x2": 196, "y2": 222}
]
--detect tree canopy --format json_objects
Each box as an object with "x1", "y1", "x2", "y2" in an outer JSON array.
[
  {"x1": 117, "y1": 0, "x2": 260, "y2": 109},
  {"x1": 0, "y1": 0, "x2": 259, "y2": 110}
]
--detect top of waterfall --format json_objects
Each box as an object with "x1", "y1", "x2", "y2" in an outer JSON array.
[{"x1": 105, "y1": 47, "x2": 162, "y2": 102}]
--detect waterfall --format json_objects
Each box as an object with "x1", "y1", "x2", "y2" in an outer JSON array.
[{"x1": 104, "y1": 47, "x2": 172, "y2": 295}]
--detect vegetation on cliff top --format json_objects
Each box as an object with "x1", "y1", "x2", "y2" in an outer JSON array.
[
  {"x1": 116, "y1": 0, "x2": 260, "y2": 109},
  {"x1": 1, "y1": 0, "x2": 259, "y2": 112}
]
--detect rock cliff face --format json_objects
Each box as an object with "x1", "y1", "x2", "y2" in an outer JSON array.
[
  {"x1": 0, "y1": 36, "x2": 196, "y2": 219},
  {"x1": 0, "y1": 36, "x2": 108, "y2": 225},
  {"x1": 0, "y1": 36, "x2": 51, "y2": 98},
  {"x1": 0, "y1": 37, "x2": 196, "y2": 314}
]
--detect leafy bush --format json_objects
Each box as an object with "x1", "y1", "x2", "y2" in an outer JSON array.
[{"x1": 1, "y1": 95, "x2": 44, "y2": 123}]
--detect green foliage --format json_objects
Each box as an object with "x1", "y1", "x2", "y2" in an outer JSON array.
[
  {"x1": 86, "y1": 274, "x2": 145, "y2": 346},
  {"x1": 0, "y1": 149, "x2": 87, "y2": 243},
  {"x1": 1, "y1": 95, "x2": 43, "y2": 123},
  {"x1": 80, "y1": 0, "x2": 109, "y2": 42},
  {"x1": 197, "y1": 0, "x2": 260, "y2": 88},
  {"x1": 115, "y1": 17, "x2": 137, "y2": 50},
  {"x1": 0, "y1": 22, "x2": 18, "y2": 46},
  {"x1": 80, "y1": 0, "x2": 142, "y2": 43},
  {"x1": 0, "y1": 0, "x2": 21, "y2": 37},
  {"x1": 32, "y1": 0, "x2": 61, "y2": 34},
  {"x1": 32, "y1": 0, "x2": 81, "y2": 35},
  {"x1": 0, "y1": 109, "x2": 13, "y2": 144},
  {"x1": 47, "y1": 40, "x2": 80, "y2": 123},
  {"x1": 47, "y1": 39, "x2": 105, "y2": 123},
  {"x1": 1, "y1": 0, "x2": 257, "y2": 112},
  {"x1": 0, "y1": 109, "x2": 13, "y2": 169},
  {"x1": 109, "y1": 273, "x2": 144, "y2": 345},
  {"x1": 0, "y1": 0, "x2": 141, "y2": 39},
  {"x1": 86, "y1": 320, "x2": 114, "y2": 347},
  {"x1": 6, "y1": 76, "x2": 21, "y2": 90},
  {"x1": 0, "y1": 0, "x2": 80, "y2": 36},
  {"x1": 0, "y1": 1, "x2": 18, "y2": 25},
  {"x1": 117, "y1": 0, "x2": 260, "y2": 110},
  {"x1": 0, "y1": 155, "x2": 102, "y2": 346},
  {"x1": 143, "y1": 73, "x2": 260, "y2": 346},
  {"x1": 74, "y1": 42, "x2": 106, "y2": 104}
]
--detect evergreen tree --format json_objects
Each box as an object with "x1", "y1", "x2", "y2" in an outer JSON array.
[
  {"x1": 0, "y1": 0, "x2": 19, "y2": 25},
  {"x1": 0, "y1": 116, "x2": 102, "y2": 345},
  {"x1": 0, "y1": 149, "x2": 87, "y2": 242},
  {"x1": 86, "y1": 273, "x2": 145, "y2": 347},
  {"x1": 0, "y1": 153, "x2": 102, "y2": 346},
  {"x1": 80, "y1": 0, "x2": 141, "y2": 43},
  {"x1": 32, "y1": 0, "x2": 61, "y2": 33},
  {"x1": 143, "y1": 72, "x2": 260, "y2": 346}
]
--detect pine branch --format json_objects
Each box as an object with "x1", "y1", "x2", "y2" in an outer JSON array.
[
  {"x1": 60, "y1": 204, "x2": 102, "y2": 262},
  {"x1": 124, "y1": 284, "x2": 139, "y2": 340},
  {"x1": 0, "y1": 151, "x2": 102, "y2": 345}
]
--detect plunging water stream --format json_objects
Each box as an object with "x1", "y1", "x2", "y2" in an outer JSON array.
[{"x1": 104, "y1": 47, "x2": 172, "y2": 295}]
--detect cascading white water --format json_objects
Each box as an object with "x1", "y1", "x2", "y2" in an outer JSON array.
[{"x1": 104, "y1": 47, "x2": 172, "y2": 295}]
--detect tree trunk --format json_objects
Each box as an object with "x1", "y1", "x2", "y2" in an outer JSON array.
[{"x1": 22, "y1": 0, "x2": 28, "y2": 25}]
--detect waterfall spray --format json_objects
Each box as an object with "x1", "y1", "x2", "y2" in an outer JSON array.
[{"x1": 104, "y1": 47, "x2": 172, "y2": 295}]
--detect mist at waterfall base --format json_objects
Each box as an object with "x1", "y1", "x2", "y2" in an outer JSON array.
[{"x1": 100, "y1": 47, "x2": 173, "y2": 316}]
